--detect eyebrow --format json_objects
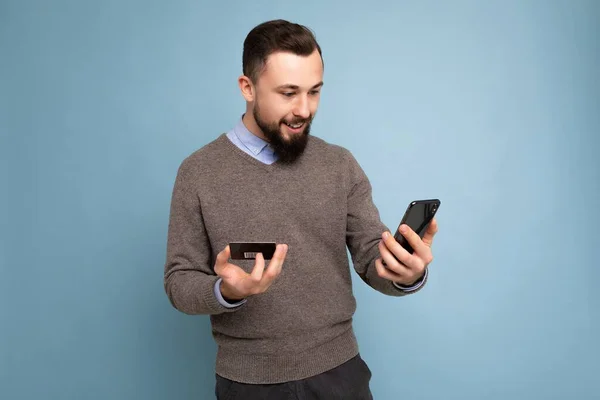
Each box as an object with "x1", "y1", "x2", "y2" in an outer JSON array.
[{"x1": 275, "y1": 81, "x2": 324, "y2": 91}]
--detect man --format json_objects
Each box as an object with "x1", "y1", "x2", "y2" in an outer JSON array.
[{"x1": 164, "y1": 19, "x2": 438, "y2": 399}]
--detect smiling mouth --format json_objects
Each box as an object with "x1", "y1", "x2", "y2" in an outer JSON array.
[{"x1": 284, "y1": 121, "x2": 305, "y2": 129}]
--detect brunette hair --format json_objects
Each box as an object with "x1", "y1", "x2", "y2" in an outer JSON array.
[{"x1": 242, "y1": 19, "x2": 323, "y2": 83}]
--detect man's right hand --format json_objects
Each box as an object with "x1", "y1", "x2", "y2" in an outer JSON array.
[{"x1": 214, "y1": 244, "x2": 289, "y2": 301}]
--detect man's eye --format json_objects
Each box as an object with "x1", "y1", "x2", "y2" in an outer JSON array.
[
  {"x1": 282, "y1": 92, "x2": 295, "y2": 97},
  {"x1": 309, "y1": 90, "x2": 320, "y2": 96}
]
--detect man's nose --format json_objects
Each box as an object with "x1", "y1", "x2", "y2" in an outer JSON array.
[{"x1": 293, "y1": 95, "x2": 310, "y2": 119}]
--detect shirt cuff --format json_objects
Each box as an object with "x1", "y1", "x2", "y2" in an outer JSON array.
[
  {"x1": 214, "y1": 277, "x2": 247, "y2": 308},
  {"x1": 392, "y1": 267, "x2": 428, "y2": 293}
]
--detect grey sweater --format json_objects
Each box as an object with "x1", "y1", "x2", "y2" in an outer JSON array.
[{"x1": 164, "y1": 133, "x2": 426, "y2": 384}]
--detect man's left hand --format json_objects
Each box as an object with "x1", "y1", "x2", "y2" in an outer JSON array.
[{"x1": 375, "y1": 218, "x2": 439, "y2": 286}]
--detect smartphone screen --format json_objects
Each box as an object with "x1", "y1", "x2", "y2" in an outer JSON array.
[{"x1": 394, "y1": 199, "x2": 440, "y2": 254}]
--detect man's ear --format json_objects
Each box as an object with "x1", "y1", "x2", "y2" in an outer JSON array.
[{"x1": 238, "y1": 75, "x2": 255, "y2": 102}]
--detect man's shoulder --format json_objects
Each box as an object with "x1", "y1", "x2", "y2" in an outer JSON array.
[
  {"x1": 307, "y1": 135, "x2": 359, "y2": 168},
  {"x1": 181, "y1": 133, "x2": 229, "y2": 163},
  {"x1": 307, "y1": 136, "x2": 369, "y2": 185},
  {"x1": 308, "y1": 135, "x2": 354, "y2": 159},
  {"x1": 176, "y1": 133, "x2": 230, "y2": 175}
]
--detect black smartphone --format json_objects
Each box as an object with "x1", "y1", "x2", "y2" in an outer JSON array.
[
  {"x1": 229, "y1": 242, "x2": 277, "y2": 260},
  {"x1": 394, "y1": 199, "x2": 441, "y2": 254}
]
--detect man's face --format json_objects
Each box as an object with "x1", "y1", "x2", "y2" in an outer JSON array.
[{"x1": 251, "y1": 49, "x2": 323, "y2": 163}]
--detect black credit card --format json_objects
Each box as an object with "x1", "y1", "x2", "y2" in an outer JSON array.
[{"x1": 229, "y1": 242, "x2": 277, "y2": 260}]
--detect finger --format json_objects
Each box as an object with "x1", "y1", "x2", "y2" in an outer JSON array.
[
  {"x1": 422, "y1": 218, "x2": 438, "y2": 247},
  {"x1": 381, "y1": 232, "x2": 417, "y2": 269},
  {"x1": 263, "y1": 244, "x2": 288, "y2": 282},
  {"x1": 250, "y1": 253, "x2": 265, "y2": 281},
  {"x1": 375, "y1": 258, "x2": 406, "y2": 282},
  {"x1": 378, "y1": 239, "x2": 413, "y2": 274},
  {"x1": 397, "y1": 224, "x2": 429, "y2": 257}
]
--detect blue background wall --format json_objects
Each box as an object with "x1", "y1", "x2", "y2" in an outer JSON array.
[{"x1": 1, "y1": 1, "x2": 598, "y2": 399}]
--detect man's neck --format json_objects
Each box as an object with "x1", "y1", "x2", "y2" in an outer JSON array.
[{"x1": 242, "y1": 112, "x2": 268, "y2": 142}]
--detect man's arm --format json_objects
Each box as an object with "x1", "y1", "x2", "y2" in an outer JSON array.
[
  {"x1": 163, "y1": 159, "x2": 244, "y2": 315},
  {"x1": 344, "y1": 150, "x2": 427, "y2": 296}
]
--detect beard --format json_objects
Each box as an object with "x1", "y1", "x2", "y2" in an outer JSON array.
[{"x1": 253, "y1": 103, "x2": 313, "y2": 164}]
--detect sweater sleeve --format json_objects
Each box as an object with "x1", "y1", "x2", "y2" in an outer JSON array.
[
  {"x1": 163, "y1": 159, "x2": 244, "y2": 315},
  {"x1": 344, "y1": 150, "x2": 427, "y2": 297}
]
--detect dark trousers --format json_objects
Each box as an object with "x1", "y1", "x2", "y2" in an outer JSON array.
[{"x1": 215, "y1": 354, "x2": 373, "y2": 399}]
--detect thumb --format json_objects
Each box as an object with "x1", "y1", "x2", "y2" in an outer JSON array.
[{"x1": 215, "y1": 245, "x2": 231, "y2": 273}]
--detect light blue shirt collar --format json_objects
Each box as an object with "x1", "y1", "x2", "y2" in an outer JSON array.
[
  {"x1": 233, "y1": 117, "x2": 271, "y2": 156},
  {"x1": 226, "y1": 116, "x2": 278, "y2": 164}
]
